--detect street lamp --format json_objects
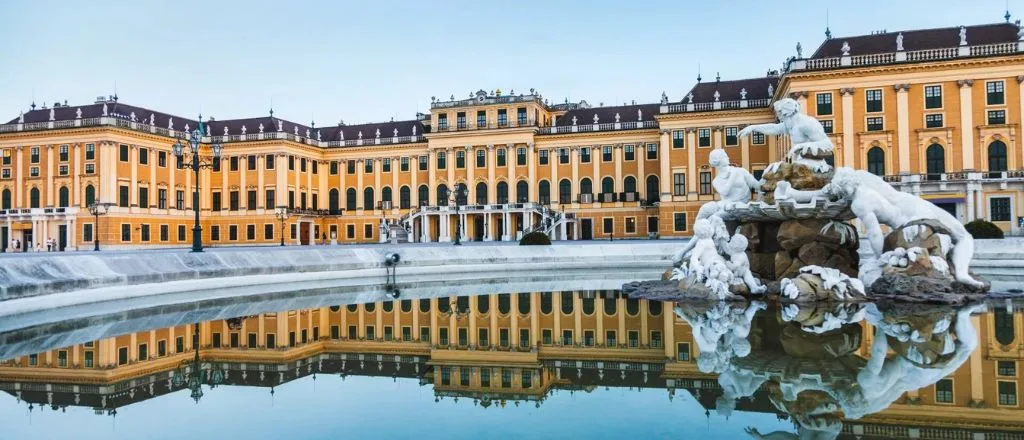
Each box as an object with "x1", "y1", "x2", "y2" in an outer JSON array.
[
  {"x1": 87, "y1": 202, "x2": 115, "y2": 251},
  {"x1": 171, "y1": 322, "x2": 225, "y2": 404},
  {"x1": 275, "y1": 206, "x2": 290, "y2": 246},
  {"x1": 172, "y1": 115, "x2": 222, "y2": 253},
  {"x1": 448, "y1": 184, "x2": 468, "y2": 245}
]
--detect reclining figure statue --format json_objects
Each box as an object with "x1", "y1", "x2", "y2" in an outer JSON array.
[
  {"x1": 737, "y1": 98, "x2": 833, "y2": 173},
  {"x1": 775, "y1": 167, "x2": 983, "y2": 288}
]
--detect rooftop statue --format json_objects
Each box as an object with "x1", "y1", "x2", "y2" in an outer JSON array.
[{"x1": 737, "y1": 98, "x2": 833, "y2": 173}]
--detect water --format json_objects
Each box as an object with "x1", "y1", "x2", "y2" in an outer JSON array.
[{"x1": 0, "y1": 291, "x2": 1021, "y2": 439}]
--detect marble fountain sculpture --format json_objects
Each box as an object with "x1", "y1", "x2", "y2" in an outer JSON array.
[{"x1": 625, "y1": 98, "x2": 989, "y2": 304}]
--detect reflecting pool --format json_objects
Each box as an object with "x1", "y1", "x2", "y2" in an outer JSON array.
[{"x1": 0, "y1": 292, "x2": 1022, "y2": 439}]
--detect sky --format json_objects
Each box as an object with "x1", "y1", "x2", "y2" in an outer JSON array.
[{"x1": 0, "y1": 0, "x2": 1018, "y2": 125}]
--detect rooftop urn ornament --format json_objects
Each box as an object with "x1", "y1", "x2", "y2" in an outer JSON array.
[
  {"x1": 593, "y1": 114, "x2": 599, "y2": 124},
  {"x1": 224, "y1": 126, "x2": 229, "y2": 136},
  {"x1": 896, "y1": 32, "x2": 904, "y2": 51},
  {"x1": 130, "y1": 112, "x2": 136, "y2": 122},
  {"x1": 615, "y1": 113, "x2": 621, "y2": 123},
  {"x1": 661, "y1": 91, "x2": 669, "y2": 104},
  {"x1": 796, "y1": 42, "x2": 803, "y2": 58},
  {"x1": 168, "y1": 118, "x2": 174, "y2": 129},
  {"x1": 450, "y1": 94, "x2": 455, "y2": 101},
  {"x1": 102, "y1": 103, "x2": 108, "y2": 116},
  {"x1": 48, "y1": 108, "x2": 55, "y2": 121},
  {"x1": 293, "y1": 126, "x2": 298, "y2": 136},
  {"x1": 339, "y1": 129, "x2": 344, "y2": 140},
  {"x1": 375, "y1": 128, "x2": 381, "y2": 138},
  {"x1": 687, "y1": 93, "x2": 694, "y2": 104},
  {"x1": 241, "y1": 125, "x2": 247, "y2": 135},
  {"x1": 841, "y1": 41, "x2": 851, "y2": 56},
  {"x1": 184, "y1": 123, "x2": 190, "y2": 132},
  {"x1": 713, "y1": 90, "x2": 721, "y2": 102},
  {"x1": 768, "y1": 83, "x2": 775, "y2": 96},
  {"x1": 959, "y1": 26, "x2": 967, "y2": 46},
  {"x1": 638, "y1": 108, "x2": 642, "y2": 121},
  {"x1": 740, "y1": 88, "x2": 748, "y2": 100},
  {"x1": 149, "y1": 114, "x2": 155, "y2": 125},
  {"x1": 75, "y1": 108, "x2": 82, "y2": 119},
  {"x1": 393, "y1": 128, "x2": 398, "y2": 137},
  {"x1": 572, "y1": 115, "x2": 578, "y2": 126},
  {"x1": 17, "y1": 111, "x2": 24, "y2": 123},
  {"x1": 358, "y1": 131, "x2": 363, "y2": 140},
  {"x1": 277, "y1": 120, "x2": 283, "y2": 132},
  {"x1": 412, "y1": 125, "x2": 417, "y2": 136},
  {"x1": 306, "y1": 128, "x2": 311, "y2": 138},
  {"x1": 317, "y1": 130, "x2": 321, "y2": 141}
]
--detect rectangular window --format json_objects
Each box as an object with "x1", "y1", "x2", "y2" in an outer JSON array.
[
  {"x1": 987, "y1": 81, "x2": 1005, "y2": 105},
  {"x1": 606, "y1": 330, "x2": 617, "y2": 347},
  {"x1": 602, "y1": 145, "x2": 612, "y2": 162},
  {"x1": 998, "y1": 361, "x2": 1017, "y2": 377},
  {"x1": 624, "y1": 145, "x2": 635, "y2": 161},
  {"x1": 138, "y1": 344, "x2": 149, "y2": 361},
  {"x1": 210, "y1": 157, "x2": 219, "y2": 172},
  {"x1": 158, "y1": 340, "x2": 167, "y2": 356},
  {"x1": 364, "y1": 159, "x2": 373, "y2": 173},
  {"x1": 300, "y1": 158, "x2": 307, "y2": 173},
  {"x1": 866, "y1": 89, "x2": 883, "y2": 112},
  {"x1": 138, "y1": 187, "x2": 149, "y2": 207},
  {"x1": 998, "y1": 381, "x2": 1017, "y2": 406},
  {"x1": 59, "y1": 144, "x2": 69, "y2": 162},
  {"x1": 265, "y1": 190, "x2": 275, "y2": 209},
  {"x1": 677, "y1": 342, "x2": 690, "y2": 361},
  {"x1": 247, "y1": 155, "x2": 257, "y2": 171},
  {"x1": 346, "y1": 160, "x2": 355, "y2": 174},
  {"x1": 699, "y1": 172, "x2": 712, "y2": 195},
  {"x1": 698, "y1": 128, "x2": 711, "y2": 147},
  {"x1": 347, "y1": 224, "x2": 355, "y2": 239},
  {"x1": 674, "y1": 212, "x2": 688, "y2": 232},
  {"x1": 821, "y1": 120, "x2": 834, "y2": 134},
  {"x1": 988, "y1": 110, "x2": 1007, "y2": 125},
  {"x1": 85, "y1": 163, "x2": 95, "y2": 174},
  {"x1": 229, "y1": 191, "x2": 240, "y2": 211},
  {"x1": 628, "y1": 330, "x2": 639, "y2": 348},
  {"x1": 266, "y1": 155, "x2": 274, "y2": 169},
  {"x1": 401, "y1": 326, "x2": 411, "y2": 341},
  {"x1": 119, "y1": 185, "x2": 129, "y2": 207},
  {"x1": 562, "y1": 329, "x2": 573, "y2": 345},
  {"x1": 476, "y1": 149, "x2": 486, "y2": 167},
  {"x1": 158, "y1": 189, "x2": 167, "y2": 209},
  {"x1": 925, "y1": 114, "x2": 944, "y2": 128},
  {"x1": 651, "y1": 330, "x2": 663, "y2": 348},
  {"x1": 247, "y1": 190, "x2": 257, "y2": 210},
  {"x1": 29, "y1": 146, "x2": 39, "y2": 163},
  {"x1": 364, "y1": 223, "x2": 373, "y2": 239},
  {"x1": 517, "y1": 148, "x2": 527, "y2": 166},
  {"x1": 673, "y1": 173, "x2": 686, "y2": 195},
  {"x1": 120, "y1": 223, "x2": 131, "y2": 242},
  {"x1": 866, "y1": 117, "x2": 884, "y2": 131},
  {"x1": 436, "y1": 152, "x2": 446, "y2": 169},
  {"x1": 560, "y1": 148, "x2": 570, "y2": 164},
  {"x1": 264, "y1": 223, "x2": 274, "y2": 240},
  {"x1": 212, "y1": 192, "x2": 222, "y2": 211},
  {"x1": 176, "y1": 190, "x2": 185, "y2": 210},
  {"x1": 382, "y1": 158, "x2": 391, "y2": 172},
  {"x1": 816, "y1": 92, "x2": 833, "y2": 115},
  {"x1": 752, "y1": 132, "x2": 765, "y2": 145},
  {"x1": 177, "y1": 225, "x2": 186, "y2": 241},
  {"x1": 625, "y1": 217, "x2": 636, "y2": 234},
  {"x1": 137, "y1": 147, "x2": 149, "y2": 165},
  {"x1": 229, "y1": 225, "x2": 238, "y2": 241},
  {"x1": 83, "y1": 223, "x2": 94, "y2": 242},
  {"x1": 246, "y1": 224, "x2": 255, "y2": 240},
  {"x1": 672, "y1": 130, "x2": 684, "y2": 148},
  {"x1": 159, "y1": 224, "x2": 168, "y2": 241},
  {"x1": 725, "y1": 127, "x2": 738, "y2": 146},
  {"x1": 401, "y1": 156, "x2": 410, "y2": 171},
  {"x1": 602, "y1": 218, "x2": 613, "y2": 235},
  {"x1": 924, "y1": 85, "x2": 942, "y2": 109},
  {"x1": 990, "y1": 197, "x2": 1011, "y2": 222},
  {"x1": 478, "y1": 328, "x2": 489, "y2": 347},
  {"x1": 455, "y1": 151, "x2": 465, "y2": 168},
  {"x1": 158, "y1": 150, "x2": 166, "y2": 167},
  {"x1": 542, "y1": 329, "x2": 553, "y2": 345},
  {"x1": 580, "y1": 147, "x2": 591, "y2": 163},
  {"x1": 119, "y1": 144, "x2": 129, "y2": 162},
  {"x1": 646, "y1": 143, "x2": 657, "y2": 160},
  {"x1": 58, "y1": 164, "x2": 68, "y2": 176},
  {"x1": 455, "y1": 112, "x2": 465, "y2": 129},
  {"x1": 29, "y1": 166, "x2": 39, "y2": 177},
  {"x1": 84, "y1": 351, "x2": 94, "y2": 368},
  {"x1": 477, "y1": 110, "x2": 486, "y2": 128},
  {"x1": 539, "y1": 150, "x2": 549, "y2": 165},
  {"x1": 418, "y1": 155, "x2": 427, "y2": 170},
  {"x1": 420, "y1": 327, "x2": 430, "y2": 343},
  {"x1": 1, "y1": 168, "x2": 8, "y2": 179},
  {"x1": 312, "y1": 160, "x2": 318, "y2": 174},
  {"x1": 211, "y1": 225, "x2": 220, "y2": 241},
  {"x1": 439, "y1": 328, "x2": 448, "y2": 345},
  {"x1": 497, "y1": 109, "x2": 507, "y2": 127},
  {"x1": 85, "y1": 144, "x2": 95, "y2": 160},
  {"x1": 517, "y1": 107, "x2": 527, "y2": 125},
  {"x1": 230, "y1": 156, "x2": 239, "y2": 171}
]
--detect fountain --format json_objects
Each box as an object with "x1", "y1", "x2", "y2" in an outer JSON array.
[{"x1": 626, "y1": 98, "x2": 990, "y2": 304}]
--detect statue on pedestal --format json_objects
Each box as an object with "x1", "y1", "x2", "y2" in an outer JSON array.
[{"x1": 737, "y1": 98, "x2": 834, "y2": 173}]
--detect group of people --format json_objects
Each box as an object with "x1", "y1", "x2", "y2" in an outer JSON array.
[{"x1": 7, "y1": 237, "x2": 60, "y2": 252}]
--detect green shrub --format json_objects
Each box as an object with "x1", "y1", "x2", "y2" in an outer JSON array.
[
  {"x1": 519, "y1": 231, "x2": 552, "y2": 245},
  {"x1": 965, "y1": 219, "x2": 1004, "y2": 239}
]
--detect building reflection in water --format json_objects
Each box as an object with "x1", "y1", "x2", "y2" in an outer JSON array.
[{"x1": 0, "y1": 292, "x2": 1021, "y2": 438}]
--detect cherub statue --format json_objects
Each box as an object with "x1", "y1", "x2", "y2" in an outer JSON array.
[
  {"x1": 671, "y1": 215, "x2": 730, "y2": 267},
  {"x1": 725, "y1": 233, "x2": 767, "y2": 294},
  {"x1": 685, "y1": 219, "x2": 724, "y2": 277},
  {"x1": 737, "y1": 98, "x2": 833, "y2": 173}
]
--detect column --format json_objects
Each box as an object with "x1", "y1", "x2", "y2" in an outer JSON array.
[
  {"x1": 530, "y1": 293, "x2": 539, "y2": 348},
  {"x1": 275, "y1": 154, "x2": 287, "y2": 207},
  {"x1": 958, "y1": 80, "x2": 975, "y2": 170},
  {"x1": 613, "y1": 144, "x2": 623, "y2": 192},
  {"x1": 658, "y1": 131, "x2": 671, "y2": 201},
  {"x1": 640, "y1": 301, "x2": 649, "y2": 345},
  {"x1": 256, "y1": 154, "x2": 265, "y2": 209},
  {"x1": 840, "y1": 89, "x2": 855, "y2": 168},
  {"x1": 240, "y1": 155, "x2": 248, "y2": 209},
  {"x1": 356, "y1": 159, "x2": 364, "y2": 210},
  {"x1": 895, "y1": 84, "x2": 911, "y2": 173},
  {"x1": 510, "y1": 294, "x2": 519, "y2": 347},
  {"x1": 391, "y1": 156, "x2": 399, "y2": 211},
  {"x1": 411, "y1": 154, "x2": 419, "y2": 206},
  {"x1": 420, "y1": 214, "x2": 429, "y2": 242},
  {"x1": 14, "y1": 147, "x2": 23, "y2": 206},
  {"x1": 483, "y1": 213, "x2": 491, "y2": 241},
  {"x1": 129, "y1": 146, "x2": 137, "y2": 207},
  {"x1": 966, "y1": 187, "x2": 976, "y2": 222},
  {"x1": 969, "y1": 315, "x2": 984, "y2": 404},
  {"x1": 427, "y1": 150, "x2": 436, "y2": 204},
  {"x1": 446, "y1": 147, "x2": 454, "y2": 187},
  {"x1": 65, "y1": 218, "x2": 73, "y2": 250},
  {"x1": 637, "y1": 144, "x2": 646, "y2": 200},
  {"x1": 373, "y1": 158, "x2": 382, "y2": 210},
  {"x1": 466, "y1": 147, "x2": 475, "y2": 203},
  {"x1": 527, "y1": 143, "x2": 536, "y2": 202},
  {"x1": 596, "y1": 294, "x2": 605, "y2": 345},
  {"x1": 45, "y1": 145, "x2": 54, "y2": 206},
  {"x1": 469, "y1": 296, "x2": 478, "y2": 346},
  {"x1": 663, "y1": 308, "x2": 674, "y2": 359},
  {"x1": 570, "y1": 146, "x2": 580, "y2": 204},
  {"x1": 486, "y1": 145, "x2": 496, "y2": 203},
  {"x1": 502, "y1": 211, "x2": 510, "y2": 241},
  {"x1": 739, "y1": 134, "x2": 750, "y2": 170},
  {"x1": 591, "y1": 145, "x2": 599, "y2": 202},
  {"x1": 148, "y1": 148, "x2": 156, "y2": 209},
  {"x1": 506, "y1": 143, "x2": 515, "y2": 201},
  {"x1": 73, "y1": 144, "x2": 81, "y2": 206},
  {"x1": 573, "y1": 294, "x2": 582, "y2": 344},
  {"x1": 686, "y1": 130, "x2": 697, "y2": 197},
  {"x1": 258, "y1": 315, "x2": 266, "y2": 346}
]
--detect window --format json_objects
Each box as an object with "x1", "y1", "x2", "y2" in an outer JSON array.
[
  {"x1": 601, "y1": 145, "x2": 612, "y2": 162},
  {"x1": 558, "y1": 179, "x2": 571, "y2": 204},
  {"x1": 580, "y1": 147, "x2": 591, "y2": 163},
  {"x1": 59, "y1": 144, "x2": 69, "y2": 161},
  {"x1": 248, "y1": 190, "x2": 257, "y2": 210},
  {"x1": 346, "y1": 224, "x2": 355, "y2": 239},
  {"x1": 211, "y1": 192, "x2": 222, "y2": 211},
  {"x1": 925, "y1": 85, "x2": 942, "y2": 108},
  {"x1": 998, "y1": 381, "x2": 1017, "y2": 406},
  {"x1": 401, "y1": 156, "x2": 410, "y2": 171},
  {"x1": 990, "y1": 197, "x2": 1011, "y2": 222},
  {"x1": 539, "y1": 149, "x2": 549, "y2": 165},
  {"x1": 497, "y1": 109, "x2": 507, "y2": 126},
  {"x1": 725, "y1": 127, "x2": 738, "y2": 146},
  {"x1": 816, "y1": 92, "x2": 833, "y2": 115},
  {"x1": 158, "y1": 150, "x2": 167, "y2": 167},
  {"x1": 312, "y1": 160, "x2": 318, "y2": 174},
  {"x1": 867, "y1": 147, "x2": 885, "y2": 176},
  {"x1": 674, "y1": 212, "x2": 687, "y2": 231},
  {"x1": 265, "y1": 190, "x2": 275, "y2": 209},
  {"x1": 625, "y1": 217, "x2": 636, "y2": 234},
  {"x1": 85, "y1": 163, "x2": 95, "y2": 174},
  {"x1": 456, "y1": 151, "x2": 465, "y2": 168},
  {"x1": 987, "y1": 81, "x2": 1005, "y2": 105},
  {"x1": 230, "y1": 156, "x2": 239, "y2": 171},
  {"x1": 85, "y1": 144, "x2": 95, "y2": 160},
  {"x1": 646, "y1": 143, "x2": 657, "y2": 160},
  {"x1": 699, "y1": 172, "x2": 712, "y2": 195},
  {"x1": 246, "y1": 224, "x2": 255, "y2": 240},
  {"x1": 177, "y1": 225, "x2": 186, "y2": 241},
  {"x1": 560, "y1": 148, "x2": 570, "y2": 164},
  {"x1": 866, "y1": 89, "x2": 883, "y2": 112},
  {"x1": 624, "y1": 145, "x2": 635, "y2": 161},
  {"x1": 496, "y1": 148, "x2": 507, "y2": 167},
  {"x1": 364, "y1": 223, "x2": 373, "y2": 239},
  {"x1": 672, "y1": 130, "x2": 684, "y2": 148},
  {"x1": 119, "y1": 144, "x2": 128, "y2": 162},
  {"x1": 517, "y1": 107, "x2": 527, "y2": 125},
  {"x1": 138, "y1": 187, "x2": 149, "y2": 207},
  {"x1": 364, "y1": 159, "x2": 373, "y2": 173},
  {"x1": 230, "y1": 191, "x2": 240, "y2": 211},
  {"x1": 926, "y1": 144, "x2": 945, "y2": 179},
  {"x1": 84, "y1": 351, "x2": 94, "y2": 368},
  {"x1": 698, "y1": 128, "x2": 711, "y2": 147},
  {"x1": 436, "y1": 152, "x2": 446, "y2": 169},
  {"x1": 602, "y1": 218, "x2": 613, "y2": 235},
  {"x1": 934, "y1": 379, "x2": 954, "y2": 403},
  {"x1": 140, "y1": 224, "x2": 150, "y2": 242},
  {"x1": 925, "y1": 114, "x2": 944, "y2": 128},
  {"x1": 517, "y1": 147, "x2": 527, "y2": 166},
  {"x1": 418, "y1": 155, "x2": 427, "y2": 170},
  {"x1": 300, "y1": 158, "x2": 307, "y2": 173},
  {"x1": 211, "y1": 157, "x2": 219, "y2": 172},
  {"x1": 176, "y1": 190, "x2": 185, "y2": 210},
  {"x1": 1, "y1": 168, "x2": 8, "y2": 179},
  {"x1": 673, "y1": 173, "x2": 686, "y2": 195},
  {"x1": 988, "y1": 110, "x2": 1006, "y2": 125},
  {"x1": 58, "y1": 164, "x2": 68, "y2": 176},
  {"x1": 266, "y1": 155, "x2": 274, "y2": 169},
  {"x1": 247, "y1": 155, "x2": 257, "y2": 171},
  {"x1": 866, "y1": 117, "x2": 884, "y2": 131},
  {"x1": 477, "y1": 110, "x2": 486, "y2": 128},
  {"x1": 29, "y1": 166, "x2": 39, "y2": 177},
  {"x1": 121, "y1": 223, "x2": 131, "y2": 242},
  {"x1": 118, "y1": 185, "x2": 129, "y2": 207},
  {"x1": 455, "y1": 112, "x2": 466, "y2": 129},
  {"x1": 998, "y1": 361, "x2": 1017, "y2": 377},
  {"x1": 264, "y1": 224, "x2": 274, "y2": 240},
  {"x1": 29, "y1": 146, "x2": 40, "y2": 163},
  {"x1": 382, "y1": 158, "x2": 391, "y2": 172},
  {"x1": 677, "y1": 342, "x2": 690, "y2": 361},
  {"x1": 229, "y1": 225, "x2": 238, "y2": 241},
  {"x1": 83, "y1": 223, "x2": 93, "y2": 242},
  {"x1": 346, "y1": 160, "x2": 355, "y2": 174},
  {"x1": 212, "y1": 225, "x2": 222, "y2": 241},
  {"x1": 821, "y1": 120, "x2": 834, "y2": 134},
  {"x1": 752, "y1": 132, "x2": 765, "y2": 145}
]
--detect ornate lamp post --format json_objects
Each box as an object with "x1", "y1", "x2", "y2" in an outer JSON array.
[
  {"x1": 171, "y1": 322, "x2": 225, "y2": 404},
  {"x1": 449, "y1": 184, "x2": 468, "y2": 245},
  {"x1": 275, "y1": 206, "x2": 290, "y2": 246},
  {"x1": 87, "y1": 201, "x2": 114, "y2": 251},
  {"x1": 172, "y1": 116, "x2": 222, "y2": 253}
]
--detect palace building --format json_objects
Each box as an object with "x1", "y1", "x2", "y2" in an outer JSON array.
[{"x1": 1, "y1": 20, "x2": 1023, "y2": 250}]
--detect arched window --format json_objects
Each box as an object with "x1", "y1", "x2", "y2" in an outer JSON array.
[
  {"x1": 558, "y1": 179, "x2": 571, "y2": 204},
  {"x1": 437, "y1": 297, "x2": 450, "y2": 313},
  {"x1": 1, "y1": 188, "x2": 10, "y2": 210},
  {"x1": 436, "y1": 184, "x2": 449, "y2": 205},
  {"x1": 926, "y1": 144, "x2": 945, "y2": 181},
  {"x1": 418, "y1": 185, "x2": 429, "y2": 206},
  {"x1": 580, "y1": 178, "x2": 593, "y2": 195},
  {"x1": 399, "y1": 186, "x2": 411, "y2": 209},
  {"x1": 363, "y1": 187, "x2": 375, "y2": 210},
  {"x1": 498, "y1": 294, "x2": 511, "y2": 314},
  {"x1": 604, "y1": 295, "x2": 617, "y2": 315},
  {"x1": 867, "y1": 147, "x2": 885, "y2": 176},
  {"x1": 477, "y1": 296, "x2": 490, "y2": 314},
  {"x1": 29, "y1": 188, "x2": 40, "y2": 208},
  {"x1": 346, "y1": 188, "x2": 357, "y2": 211},
  {"x1": 454, "y1": 183, "x2": 468, "y2": 205},
  {"x1": 400, "y1": 299, "x2": 412, "y2": 313},
  {"x1": 497, "y1": 181, "x2": 509, "y2": 204},
  {"x1": 624, "y1": 176, "x2": 636, "y2": 193},
  {"x1": 475, "y1": 182, "x2": 487, "y2": 205},
  {"x1": 995, "y1": 307, "x2": 1015, "y2": 345},
  {"x1": 419, "y1": 299, "x2": 430, "y2": 313},
  {"x1": 456, "y1": 296, "x2": 469, "y2": 313},
  {"x1": 540, "y1": 292, "x2": 552, "y2": 314},
  {"x1": 626, "y1": 298, "x2": 640, "y2": 316},
  {"x1": 989, "y1": 140, "x2": 1008, "y2": 178},
  {"x1": 518, "y1": 293, "x2": 531, "y2": 315},
  {"x1": 84, "y1": 185, "x2": 95, "y2": 207},
  {"x1": 648, "y1": 300, "x2": 662, "y2": 316},
  {"x1": 646, "y1": 175, "x2": 659, "y2": 204},
  {"x1": 381, "y1": 187, "x2": 393, "y2": 205},
  {"x1": 516, "y1": 181, "x2": 529, "y2": 203},
  {"x1": 382, "y1": 301, "x2": 394, "y2": 313},
  {"x1": 582, "y1": 297, "x2": 595, "y2": 315},
  {"x1": 58, "y1": 186, "x2": 69, "y2": 208},
  {"x1": 538, "y1": 180, "x2": 550, "y2": 205},
  {"x1": 347, "y1": 304, "x2": 358, "y2": 312},
  {"x1": 329, "y1": 189, "x2": 340, "y2": 213},
  {"x1": 601, "y1": 177, "x2": 614, "y2": 194},
  {"x1": 364, "y1": 302, "x2": 375, "y2": 312},
  {"x1": 561, "y1": 293, "x2": 574, "y2": 314}
]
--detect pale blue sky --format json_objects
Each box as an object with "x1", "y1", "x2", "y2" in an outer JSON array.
[{"x1": 0, "y1": 0, "x2": 1017, "y2": 125}]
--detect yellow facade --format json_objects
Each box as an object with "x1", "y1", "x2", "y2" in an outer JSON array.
[{"x1": 1, "y1": 22, "x2": 1023, "y2": 250}]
